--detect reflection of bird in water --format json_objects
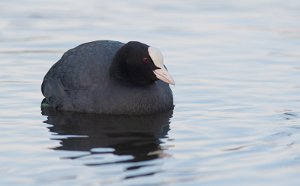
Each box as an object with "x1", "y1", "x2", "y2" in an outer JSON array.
[{"x1": 42, "y1": 107, "x2": 173, "y2": 170}]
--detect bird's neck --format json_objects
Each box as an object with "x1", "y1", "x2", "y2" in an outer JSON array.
[{"x1": 109, "y1": 60, "x2": 154, "y2": 87}]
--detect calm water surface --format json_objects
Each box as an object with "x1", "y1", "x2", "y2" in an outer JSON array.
[{"x1": 1, "y1": 0, "x2": 300, "y2": 185}]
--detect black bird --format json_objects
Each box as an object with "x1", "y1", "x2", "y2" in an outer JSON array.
[{"x1": 41, "y1": 40, "x2": 175, "y2": 115}]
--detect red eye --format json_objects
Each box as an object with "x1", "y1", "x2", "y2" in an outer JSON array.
[{"x1": 143, "y1": 57, "x2": 149, "y2": 64}]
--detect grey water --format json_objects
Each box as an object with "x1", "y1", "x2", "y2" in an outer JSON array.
[{"x1": 1, "y1": 0, "x2": 300, "y2": 185}]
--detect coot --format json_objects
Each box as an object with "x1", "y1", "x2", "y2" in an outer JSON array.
[{"x1": 41, "y1": 40, "x2": 174, "y2": 115}]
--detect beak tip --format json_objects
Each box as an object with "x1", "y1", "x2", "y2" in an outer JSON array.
[{"x1": 153, "y1": 68, "x2": 175, "y2": 86}]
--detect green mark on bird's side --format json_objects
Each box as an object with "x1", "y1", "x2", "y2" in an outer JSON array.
[{"x1": 41, "y1": 99, "x2": 50, "y2": 108}]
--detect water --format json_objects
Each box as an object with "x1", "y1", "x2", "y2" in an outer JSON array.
[{"x1": 1, "y1": 0, "x2": 300, "y2": 185}]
